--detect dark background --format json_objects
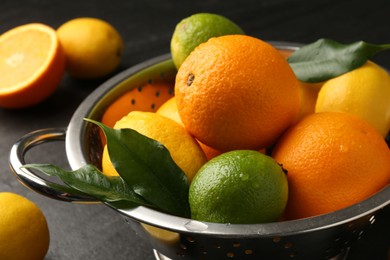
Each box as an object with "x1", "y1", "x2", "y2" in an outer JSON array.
[{"x1": 0, "y1": 0, "x2": 389, "y2": 259}]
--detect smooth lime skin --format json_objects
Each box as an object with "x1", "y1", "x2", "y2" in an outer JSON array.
[
  {"x1": 189, "y1": 150, "x2": 288, "y2": 224},
  {"x1": 170, "y1": 13, "x2": 245, "y2": 69}
]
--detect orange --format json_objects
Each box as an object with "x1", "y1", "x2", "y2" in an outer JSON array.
[
  {"x1": 101, "y1": 82, "x2": 174, "y2": 128},
  {"x1": 197, "y1": 142, "x2": 223, "y2": 161},
  {"x1": 175, "y1": 35, "x2": 301, "y2": 151},
  {"x1": 157, "y1": 96, "x2": 223, "y2": 160},
  {"x1": 295, "y1": 81, "x2": 323, "y2": 122},
  {"x1": 272, "y1": 112, "x2": 390, "y2": 220},
  {"x1": 273, "y1": 46, "x2": 322, "y2": 123},
  {"x1": 0, "y1": 23, "x2": 65, "y2": 108},
  {"x1": 274, "y1": 46, "x2": 323, "y2": 123}
]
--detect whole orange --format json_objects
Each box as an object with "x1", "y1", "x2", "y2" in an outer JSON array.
[
  {"x1": 175, "y1": 35, "x2": 300, "y2": 151},
  {"x1": 272, "y1": 112, "x2": 390, "y2": 220}
]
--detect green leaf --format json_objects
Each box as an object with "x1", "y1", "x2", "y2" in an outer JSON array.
[
  {"x1": 287, "y1": 38, "x2": 390, "y2": 83},
  {"x1": 86, "y1": 119, "x2": 190, "y2": 218},
  {"x1": 22, "y1": 164, "x2": 151, "y2": 208}
]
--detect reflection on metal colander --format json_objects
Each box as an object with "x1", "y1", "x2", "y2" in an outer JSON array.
[{"x1": 120, "y1": 210, "x2": 375, "y2": 259}]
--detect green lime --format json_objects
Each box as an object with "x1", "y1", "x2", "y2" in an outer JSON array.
[
  {"x1": 170, "y1": 13, "x2": 245, "y2": 69},
  {"x1": 189, "y1": 150, "x2": 288, "y2": 224}
]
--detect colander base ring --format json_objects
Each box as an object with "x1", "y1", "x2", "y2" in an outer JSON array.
[{"x1": 153, "y1": 248, "x2": 351, "y2": 260}]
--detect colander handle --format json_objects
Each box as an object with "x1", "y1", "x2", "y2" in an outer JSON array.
[{"x1": 9, "y1": 128, "x2": 98, "y2": 203}]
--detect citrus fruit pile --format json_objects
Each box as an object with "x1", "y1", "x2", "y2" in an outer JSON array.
[
  {"x1": 99, "y1": 12, "x2": 390, "y2": 224},
  {"x1": 0, "y1": 17, "x2": 123, "y2": 109},
  {"x1": 14, "y1": 12, "x2": 390, "y2": 231}
]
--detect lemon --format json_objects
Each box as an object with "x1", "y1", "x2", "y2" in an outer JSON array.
[
  {"x1": 315, "y1": 61, "x2": 390, "y2": 136},
  {"x1": 156, "y1": 96, "x2": 183, "y2": 125},
  {"x1": 57, "y1": 17, "x2": 124, "y2": 79},
  {"x1": 141, "y1": 224, "x2": 180, "y2": 245},
  {"x1": 170, "y1": 13, "x2": 244, "y2": 69},
  {"x1": 189, "y1": 150, "x2": 288, "y2": 224},
  {"x1": 102, "y1": 111, "x2": 207, "y2": 182},
  {"x1": 0, "y1": 192, "x2": 50, "y2": 260}
]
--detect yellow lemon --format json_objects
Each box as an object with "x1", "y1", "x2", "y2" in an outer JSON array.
[
  {"x1": 102, "y1": 111, "x2": 207, "y2": 182},
  {"x1": 156, "y1": 96, "x2": 182, "y2": 125},
  {"x1": 57, "y1": 17, "x2": 124, "y2": 79},
  {"x1": 0, "y1": 192, "x2": 50, "y2": 260},
  {"x1": 141, "y1": 224, "x2": 180, "y2": 245},
  {"x1": 315, "y1": 61, "x2": 390, "y2": 136}
]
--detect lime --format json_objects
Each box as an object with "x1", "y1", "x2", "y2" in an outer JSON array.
[
  {"x1": 315, "y1": 61, "x2": 390, "y2": 136},
  {"x1": 170, "y1": 13, "x2": 245, "y2": 69},
  {"x1": 189, "y1": 150, "x2": 288, "y2": 224}
]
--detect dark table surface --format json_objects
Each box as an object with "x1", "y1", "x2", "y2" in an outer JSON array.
[{"x1": 1, "y1": 0, "x2": 389, "y2": 259}]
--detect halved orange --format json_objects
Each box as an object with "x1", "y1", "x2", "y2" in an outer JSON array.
[
  {"x1": 0, "y1": 23, "x2": 65, "y2": 108},
  {"x1": 100, "y1": 81, "x2": 174, "y2": 146},
  {"x1": 101, "y1": 81, "x2": 174, "y2": 128}
]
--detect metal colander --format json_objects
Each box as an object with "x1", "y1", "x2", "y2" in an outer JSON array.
[{"x1": 9, "y1": 42, "x2": 390, "y2": 260}]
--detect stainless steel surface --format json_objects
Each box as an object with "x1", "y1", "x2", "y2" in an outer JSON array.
[
  {"x1": 9, "y1": 128, "x2": 97, "y2": 203},
  {"x1": 153, "y1": 248, "x2": 351, "y2": 260}
]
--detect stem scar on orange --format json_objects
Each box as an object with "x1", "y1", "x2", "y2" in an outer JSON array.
[
  {"x1": 272, "y1": 112, "x2": 390, "y2": 220},
  {"x1": 175, "y1": 35, "x2": 300, "y2": 152},
  {"x1": 0, "y1": 23, "x2": 65, "y2": 108}
]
